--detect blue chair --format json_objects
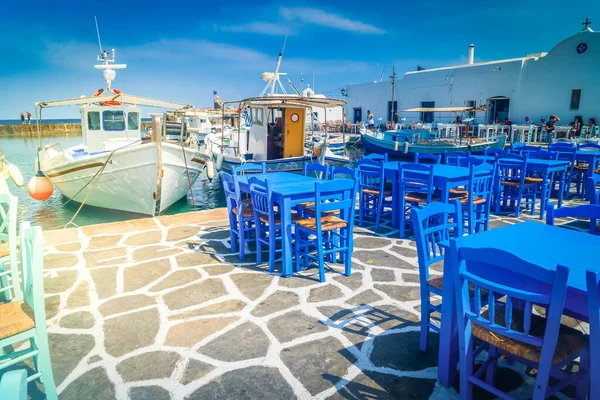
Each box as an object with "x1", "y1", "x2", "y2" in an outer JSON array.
[
  {"x1": 414, "y1": 153, "x2": 441, "y2": 164},
  {"x1": 517, "y1": 145, "x2": 542, "y2": 156},
  {"x1": 0, "y1": 369, "x2": 27, "y2": 400},
  {"x1": 411, "y1": 200, "x2": 463, "y2": 351},
  {"x1": 453, "y1": 247, "x2": 588, "y2": 400},
  {"x1": 546, "y1": 202, "x2": 600, "y2": 235},
  {"x1": 0, "y1": 223, "x2": 58, "y2": 400},
  {"x1": 399, "y1": 163, "x2": 437, "y2": 238},
  {"x1": 509, "y1": 142, "x2": 525, "y2": 151},
  {"x1": 0, "y1": 193, "x2": 21, "y2": 302},
  {"x1": 495, "y1": 154, "x2": 537, "y2": 217},
  {"x1": 586, "y1": 269, "x2": 600, "y2": 400},
  {"x1": 452, "y1": 164, "x2": 495, "y2": 234},
  {"x1": 549, "y1": 145, "x2": 577, "y2": 199},
  {"x1": 457, "y1": 157, "x2": 485, "y2": 167},
  {"x1": 329, "y1": 166, "x2": 357, "y2": 180},
  {"x1": 362, "y1": 153, "x2": 388, "y2": 162},
  {"x1": 574, "y1": 144, "x2": 600, "y2": 198},
  {"x1": 483, "y1": 148, "x2": 508, "y2": 158},
  {"x1": 221, "y1": 172, "x2": 254, "y2": 260},
  {"x1": 444, "y1": 151, "x2": 469, "y2": 165},
  {"x1": 294, "y1": 179, "x2": 357, "y2": 282},
  {"x1": 357, "y1": 162, "x2": 392, "y2": 230},
  {"x1": 249, "y1": 177, "x2": 297, "y2": 273},
  {"x1": 232, "y1": 162, "x2": 266, "y2": 175},
  {"x1": 522, "y1": 150, "x2": 560, "y2": 216},
  {"x1": 587, "y1": 175, "x2": 600, "y2": 204},
  {"x1": 303, "y1": 163, "x2": 329, "y2": 179}
]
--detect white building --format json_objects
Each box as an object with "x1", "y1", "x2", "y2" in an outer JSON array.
[{"x1": 344, "y1": 24, "x2": 599, "y2": 126}]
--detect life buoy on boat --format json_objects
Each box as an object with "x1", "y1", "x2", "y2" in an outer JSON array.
[
  {"x1": 92, "y1": 88, "x2": 104, "y2": 97},
  {"x1": 403, "y1": 141, "x2": 409, "y2": 154},
  {"x1": 112, "y1": 88, "x2": 121, "y2": 94},
  {"x1": 101, "y1": 101, "x2": 122, "y2": 106}
]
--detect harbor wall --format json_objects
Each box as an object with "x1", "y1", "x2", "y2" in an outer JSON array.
[{"x1": 0, "y1": 122, "x2": 152, "y2": 137}]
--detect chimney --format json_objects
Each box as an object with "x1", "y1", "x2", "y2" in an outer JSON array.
[{"x1": 468, "y1": 44, "x2": 475, "y2": 65}]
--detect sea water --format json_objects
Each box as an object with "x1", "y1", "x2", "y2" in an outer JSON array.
[{"x1": 0, "y1": 135, "x2": 226, "y2": 230}]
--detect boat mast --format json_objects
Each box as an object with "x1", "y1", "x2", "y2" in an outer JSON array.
[{"x1": 390, "y1": 66, "x2": 396, "y2": 127}]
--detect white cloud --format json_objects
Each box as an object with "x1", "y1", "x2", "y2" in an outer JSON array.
[
  {"x1": 218, "y1": 22, "x2": 290, "y2": 36},
  {"x1": 281, "y1": 7, "x2": 385, "y2": 35}
]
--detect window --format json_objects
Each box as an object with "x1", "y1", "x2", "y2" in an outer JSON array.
[
  {"x1": 420, "y1": 101, "x2": 435, "y2": 123},
  {"x1": 256, "y1": 108, "x2": 263, "y2": 125},
  {"x1": 570, "y1": 89, "x2": 581, "y2": 110},
  {"x1": 127, "y1": 112, "x2": 140, "y2": 130},
  {"x1": 102, "y1": 111, "x2": 125, "y2": 131},
  {"x1": 87, "y1": 112, "x2": 100, "y2": 130},
  {"x1": 465, "y1": 100, "x2": 476, "y2": 118},
  {"x1": 387, "y1": 101, "x2": 398, "y2": 122}
]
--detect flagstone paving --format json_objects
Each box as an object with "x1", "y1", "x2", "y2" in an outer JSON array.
[{"x1": 14, "y1": 199, "x2": 589, "y2": 399}]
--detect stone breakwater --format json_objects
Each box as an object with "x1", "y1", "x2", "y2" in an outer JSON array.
[{"x1": 0, "y1": 122, "x2": 151, "y2": 137}]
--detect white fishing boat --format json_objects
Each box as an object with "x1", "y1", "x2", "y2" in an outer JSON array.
[
  {"x1": 203, "y1": 51, "x2": 350, "y2": 173},
  {"x1": 34, "y1": 49, "x2": 205, "y2": 216}
]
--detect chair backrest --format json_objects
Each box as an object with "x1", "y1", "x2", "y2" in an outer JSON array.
[
  {"x1": 496, "y1": 154, "x2": 527, "y2": 183},
  {"x1": 517, "y1": 145, "x2": 542, "y2": 155},
  {"x1": 578, "y1": 143, "x2": 600, "y2": 151},
  {"x1": 454, "y1": 245, "x2": 570, "y2": 356},
  {"x1": 549, "y1": 147, "x2": 576, "y2": 171},
  {"x1": 549, "y1": 142, "x2": 575, "y2": 151},
  {"x1": 483, "y1": 148, "x2": 508, "y2": 157},
  {"x1": 510, "y1": 142, "x2": 525, "y2": 151},
  {"x1": 19, "y1": 222, "x2": 47, "y2": 327},
  {"x1": 414, "y1": 153, "x2": 441, "y2": 164},
  {"x1": 586, "y1": 268, "x2": 600, "y2": 400},
  {"x1": 525, "y1": 150, "x2": 559, "y2": 160},
  {"x1": 313, "y1": 179, "x2": 356, "y2": 224},
  {"x1": 357, "y1": 161, "x2": 385, "y2": 192},
  {"x1": 399, "y1": 163, "x2": 435, "y2": 198},
  {"x1": 362, "y1": 153, "x2": 388, "y2": 162},
  {"x1": 303, "y1": 163, "x2": 329, "y2": 179},
  {"x1": 0, "y1": 193, "x2": 21, "y2": 300},
  {"x1": 588, "y1": 175, "x2": 600, "y2": 204},
  {"x1": 330, "y1": 166, "x2": 357, "y2": 180},
  {"x1": 248, "y1": 177, "x2": 271, "y2": 217},
  {"x1": 457, "y1": 157, "x2": 484, "y2": 167},
  {"x1": 355, "y1": 158, "x2": 381, "y2": 169},
  {"x1": 468, "y1": 164, "x2": 495, "y2": 203},
  {"x1": 411, "y1": 201, "x2": 463, "y2": 284},
  {"x1": 444, "y1": 151, "x2": 469, "y2": 165},
  {"x1": 232, "y1": 162, "x2": 266, "y2": 175},
  {"x1": 546, "y1": 202, "x2": 600, "y2": 235}
]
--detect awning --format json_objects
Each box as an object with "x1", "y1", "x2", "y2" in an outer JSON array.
[
  {"x1": 402, "y1": 106, "x2": 489, "y2": 113},
  {"x1": 36, "y1": 93, "x2": 194, "y2": 110},
  {"x1": 224, "y1": 95, "x2": 346, "y2": 109}
]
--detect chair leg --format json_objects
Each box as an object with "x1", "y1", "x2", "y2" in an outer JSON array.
[
  {"x1": 460, "y1": 334, "x2": 475, "y2": 400},
  {"x1": 268, "y1": 226, "x2": 276, "y2": 273},
  {"x1": 0, "y1": 264, "x2": 10, "y2": 302},
  {"x1": 238, "y1": 219, "x2": 246, "y2": 261},
  {"x1": 359, "y1": 194, "x2": 365, "y2": 227},
  {"x1": 255, "y1": 226, "x2": 262, "y2": 266},
  {"x1": 419, "y1": 292, "x2": 430, "y2": 352},
  {"x1": 317, "y1": 232, "x2": 325, "y2": 282},
  {"x1": 294, "y1": 231, "x2": 301, "y2": 272},
  {"x1": 375, "y1": 194, "x2": 383, "y2": 231},
  {"x1": 485, "y1": 346, "x2": 498, "y2": 386},
  {"x1": 344, "y1": 230, "x2": 352, "y2": 277},
  {"x1": 33, "y1": 334, "x2": 58, "y2": 400}
]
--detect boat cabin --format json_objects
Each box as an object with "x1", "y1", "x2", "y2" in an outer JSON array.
[{"x1": 82, "y1": 104, "x2": 141, "y2": 153}]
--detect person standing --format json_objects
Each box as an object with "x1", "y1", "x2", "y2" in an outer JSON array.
[
  {"x1": 20, "y1": 112, "x2": 25, "y2": 124},
  {"x1": 26, "y1": 111, "x2": 31, "y2": 124},
  {"x1": 545, "y1": 114, "x2": 560, "y2": 143},
  {"x1": 392, "y1": 111, "x2": 399, "y2": 130},
  {"x1": 366, "y1": 110, "x2": 375, "y2": 131}
]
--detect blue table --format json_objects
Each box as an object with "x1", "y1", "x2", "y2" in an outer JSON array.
[
  {"x1": 473, "y1": 156, "x2": 569, "y2": 218},
  {"x1": 384, "y1": 162, "x2": 490, "y2": 228},
  {"x1": 438, "y1": 221, "x2": 600, "y2": 387},
  {"x1": 236, "y1": 172, "x2": 321, "y2": 277}
]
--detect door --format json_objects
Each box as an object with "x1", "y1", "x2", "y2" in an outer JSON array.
[
  {"x1": 420, "y1": 101, "x2": 435, "y2": 123},
  {"x1": 387, "y1": 101, "x2": 398, "y2": 123},
  {"x1": 487, "y1": 97, "x2": 510, "y2": 123},
  {"x1": 353, "y1": 107, "x2": 362, "y2": 124},
  {"x1": 283, "y1": 108, "x2": 305, "y2": 158}
]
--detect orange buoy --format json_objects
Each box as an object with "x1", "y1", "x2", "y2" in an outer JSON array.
[{"x1": 27, "y1": 172, "x2": 53, "y2": 200}]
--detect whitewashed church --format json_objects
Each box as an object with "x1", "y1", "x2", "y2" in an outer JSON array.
[{"x1": 343, "y1": 21, "x2": 599, "y2": 126}]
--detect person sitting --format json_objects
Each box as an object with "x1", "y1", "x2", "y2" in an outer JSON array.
[
  {"x1": 409, "y1": 121, "x2": 416, "y2": 130},
  {"x1": 572, "y1": 115, "x2": 583, "y2": 137},
  {"x1": 588, "y1": 118, "x2": 598, "y2": 136},
  {"x1": 504, "y1": 118, "x2": 513, "y2": 126},
  {"x1": 524, "y1": 116, "x2": 531, "y2": 124},
  {"x1": 415, "y1": 120, "x2": 424, "y2": 129}
]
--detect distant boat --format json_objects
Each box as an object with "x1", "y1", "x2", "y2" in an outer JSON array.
[{"x1": 35, "y1": 48, "x2": 204, "y2": 216}]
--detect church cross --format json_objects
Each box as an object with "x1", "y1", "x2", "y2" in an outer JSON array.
[{"x1": 582, "y1": 18, "x2": 592, "y2": 29}]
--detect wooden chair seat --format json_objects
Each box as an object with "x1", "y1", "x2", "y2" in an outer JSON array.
[
  {"x1": 0, "y1": 244, "x2": 9, "y2": 258},
  {"x1": 427, "y1": 275, "x2": 444, "y2": 290},
  {"x1": 304, "y1": 207, "x2": 341, "y2": 216},
  {"x1": 472, "y1": 303, "x2": 588, "y2": 365},
  {"x1": 232, "y1": 205, "x2": 254, "y2": 218},
  {"x1": 525, "y1": 177, "x2": 543, "y2": 183},
  {"x1": 0, "y1": 301, "x2": 35, "y2": 339},
  {"x1": 501, "y1": 179, "x2": 536, "y2": 187},
  {"x1": 450, "y1": 188, "x2": 468, "y2": 195},
  {"x1": 297, "y1": 215, "x2": 348, "y2": 231},
  {"x1": 259, "y1": 213, "x2": 301, "y2": 226},
  {"x1": 296, "y1": 202, "x2": 315, "y2": 209},
  {"x1": 574, "y1": 165, "x2": 588, "y2": 171},
  {"x1": 405, "y1": 192, "x2": 441, "y2": 203},
  {"x1": 241, "y1": 198, "x2": 252, "y2": 205},
  {"x1": 363, "y1": 188, "x2": 392, "y2": 196}
]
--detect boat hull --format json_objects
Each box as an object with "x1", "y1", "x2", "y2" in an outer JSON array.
[
  {"x1": 360, "y1": 132, "x2": 507, "y2": 158},
  {"x1": 41, "y1": 142, "x2": 203, "y2": 216}
]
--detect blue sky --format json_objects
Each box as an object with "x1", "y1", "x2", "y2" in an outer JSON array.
[{"x1": 1, "y1": 0, "x2": 599, "y2": 118}]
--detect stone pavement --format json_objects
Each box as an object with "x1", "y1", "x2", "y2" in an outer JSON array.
[{"x1": 20, "y1": 200, "x2": 588, "y2": 399}]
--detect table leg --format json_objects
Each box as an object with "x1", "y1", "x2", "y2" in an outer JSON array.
[
  {"x1": 438, "y1": 252, "x2": 459, "y2": 387},
  {"x1": 392, "y1": 174, "x2": 399, "y2": 229},
  {"x1": 539, "y1": 171, "x2": 549, "y2": 220},
  {"x1": 558, "y1": 166, "x2": 566, "y2": 208},
  {"x1": 281, "y1": 197, "x2": 292, "y2": 277}
]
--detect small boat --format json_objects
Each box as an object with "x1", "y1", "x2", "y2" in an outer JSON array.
[
  {"x1": 34, "y1": 49, "x2": 204, "y2": 216},
  {"x1": 203, "y1": 51, "x2": 351, "y2": 173}
]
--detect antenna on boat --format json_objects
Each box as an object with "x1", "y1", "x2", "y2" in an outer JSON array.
[
  {"x1": 259, "y1": 24, "x2": 291, "y2": 97},
  {"x1": 93, "y1": 17, "x2": 126, "y2": 91}
]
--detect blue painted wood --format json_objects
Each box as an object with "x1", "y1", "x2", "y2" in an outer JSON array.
[
  {"x1": 356, "y1": 162, "x2": 392, "y2": 230},
  {"x1": 294, "y1": 179, "x2": 356, "y2": 282},
  {"x1": 588, "y1": 175, "x2": 600, "y2": 204},
  {"x1": 0, "y1": 223, "x2": 58, "y2": 400},
  {"x1": 329, "y1": 166, "x2": 356, "y2": 180},
  {"x1": 0, "y1": 369, "x2": 27, "y2": 400},
  {"x1": 235, "y1": 172, "x2": 322, "y2": 276},
  {"x1": 221, "y1": 172, "x2": 255, "y2": 260},
  {"x1": 546, "y1": 202, "x2": 600, "y2": 235},
  {"x1": 232, "y1": 163, "x2": 267, "y2": 175},
  {"x1": 586, "y1": 269, "x2": 600, "y2": 400},
  {"x1": 361, "y1": 153, "x2": 388, "y2": 162},
  {"x1": 411, "y1": 200, "x2": 463, "y2": 351},
  {"x1": 549, "y1": 146, "x2": 577, "y2": 199},
  {"x1": 438, "y1": 221, "x2": 600, "y2": 387},
  {"x1": 495, "y1": 154, "x2": 537, "y2": 218},
  {"x1": 398, "y1": 163, "x2": 435, "y2": 238},
  {"x1": 452, "y1": 242, "x2": 584, "y2": 399},
  {"x1": 483, "y1": 148, "x2": 508, "y2": 157},
  {"x1": 248, "y1": 177, "x2": 282, "y2": 273},
  {"x1": 443, "y1": 151, "x2": 470, "y2": 165},
  {"x1": 459, "y1": 164, "x2": 496, "y2": 234},
  {"x1": 0, "y1": 193, "x2": 21, "y2": 302},
  {"x1": 303, "y1": 163, "x2": 329, "y2": 179},
  {"x1": 414, "y1": 153, "x2": 441, "y2": 164}
]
